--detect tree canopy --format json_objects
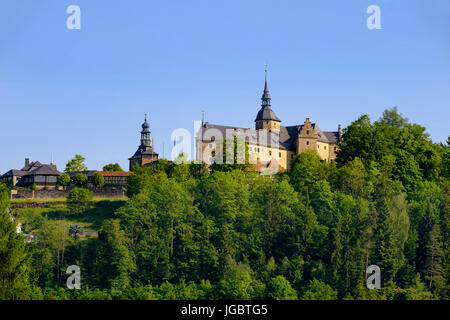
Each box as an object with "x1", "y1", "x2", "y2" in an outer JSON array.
[
  {"x1": 65, "y1": 155, "x2": 88, "y2": 173},
  {"x1": 103, "y1": 163, "x2": 123, "y2": 172}
]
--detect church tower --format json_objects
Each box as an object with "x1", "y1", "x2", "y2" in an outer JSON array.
[
  {"x1": 129, "y1": 114, "x2": 159, "y2": 171},
  {"x1": 255, "y1": 66, "x2": 281, "y2": 131},
  {"x1": 140, "y1": 114, "x2": 151, "y2": 147}
]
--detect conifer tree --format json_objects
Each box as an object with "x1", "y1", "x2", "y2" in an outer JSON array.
[
  {"x1": 424, "y1": 223, "x2": 444, "y2": 292},
  {"x1": 0, "y1": 184, "x2": 31, "y2": 299}
]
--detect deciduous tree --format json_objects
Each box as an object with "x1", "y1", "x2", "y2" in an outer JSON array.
[{"x1": 65, "y1": 154, "x2": 88, "y2": 173}]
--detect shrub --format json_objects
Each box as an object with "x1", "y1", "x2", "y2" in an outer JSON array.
[
  {"x1": 57, "y1": 173, "x2": 71, "y2": 189},
  {"x1": 92, "y1": 172, "x2": 104, "y2": 188},
  {"x1": 73, "y1": 173, "x2": 88, "y2": 187},
  {"x1": 67, "y1": 188, "x2": 93, "y2": 215},
  {"x1": 301, "y1": 279, "x2": 338, "y2": 300},
  {"x1": 267, "y1": 275, "x2": 298, "y2": 300}
]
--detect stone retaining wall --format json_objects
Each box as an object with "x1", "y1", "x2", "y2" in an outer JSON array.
[{"x1": 10, "y1": 187, "x2": 126, "y2": 200}]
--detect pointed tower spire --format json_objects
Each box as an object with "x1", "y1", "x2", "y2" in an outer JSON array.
[
  {"x1": 255, "y1": 63, "x2": 281, "y2": 130},
  {"x1": 261, "y1": 62, "x2": 271, "y2": 107},
  {"x1": 264, "y1": 62, "x2": 268, "y2": 90}
]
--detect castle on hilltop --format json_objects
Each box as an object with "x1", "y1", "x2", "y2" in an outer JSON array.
[{"x1": 196, "y1": 70, "x2": 341, "y2": 171}]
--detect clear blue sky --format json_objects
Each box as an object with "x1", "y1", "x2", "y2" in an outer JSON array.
[{"x1": 1, "y1": 0, "x2": 449, "y2": 173}]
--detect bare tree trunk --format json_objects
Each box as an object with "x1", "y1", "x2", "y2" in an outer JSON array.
[
  {"x1": 365, "y1": 243, "x2": 370, "y2": 281},
  {"x1": 56, "y1": 218, "x2": 61, "y2": 285},
  {"x1": 40, "y1": 236, "x2": 47, "y2": 280},
  {"x1": 170, "y1": 217, "x2": 174, "y2": 257},
  {"x1": 429, "y1": 253, "x2": 434, "y2": 291},
  {"x1": 60, "y1": 221, "x2": 66, "y2": 283}
]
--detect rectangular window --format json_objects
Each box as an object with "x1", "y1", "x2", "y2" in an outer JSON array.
[
  {"x1": 47, "y1": 176, "x2": 57, "y2": 183},
  {"x1": 324, "y1": 146, "x2": 327, "y2": 150},
  {"x1": 269, "y1": 151, "x2": 272, "y2": 156},
  {"x1": 249, "y1": 147, "x2": 252, "y2": 151},
  {"x1": 279, "y1": 152, "x2": 281, "y2": 157},
  {"x1": 306, "y1": 141, "x2": 309, "y2": 146}
]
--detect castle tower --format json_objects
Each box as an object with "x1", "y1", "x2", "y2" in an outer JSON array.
[
  {"x1": 141, "y1": 114, "x2": 151, "y2": 147},
  {"x1": 129, "y1": 114, "x2": 159, "y2": 171},
  {"x1": 255, "y1": 66, "x2": 281, "y2": 131}
]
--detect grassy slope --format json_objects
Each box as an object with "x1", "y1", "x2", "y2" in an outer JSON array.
[{"x1": 12, "y1": 199, "x2": 127, "y2": 234}]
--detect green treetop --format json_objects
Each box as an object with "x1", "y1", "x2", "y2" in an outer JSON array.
[
  {"x1": 103, "y1": 163, "x2": 123, "y2": 171},
  {"x1": 65, "y1": 154, "x2": 88, "y2": 173}
]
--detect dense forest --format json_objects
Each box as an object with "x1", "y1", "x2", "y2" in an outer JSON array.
[{"x1": 1, "y1": 108, "x2": 449, "y2": 300}]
